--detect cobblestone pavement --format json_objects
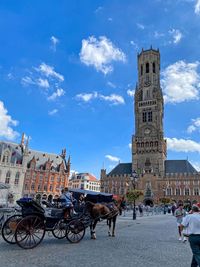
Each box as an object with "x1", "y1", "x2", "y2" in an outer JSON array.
[{"x1": 0, "y1": 213, "x2": 192, "y2": 267}]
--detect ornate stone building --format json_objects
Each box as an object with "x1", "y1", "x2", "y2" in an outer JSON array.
[
  {"x1": 68, "y1": 172, "x2": 100, "y2": 192},
  {"x1": 0, "y1": 134, "x2": 70, "y2": 203},
  {"x1": 100, "y1": 48, "x2": 200, "y2": 204}
]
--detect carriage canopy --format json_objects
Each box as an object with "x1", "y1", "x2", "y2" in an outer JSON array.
[{"x1": 69, "y1": 189, "x2": 113, "y2": 203}]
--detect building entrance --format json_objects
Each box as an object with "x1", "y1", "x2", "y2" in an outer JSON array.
[{"x1": 144, "y1": 198, "x2": 154, "y2": 206}]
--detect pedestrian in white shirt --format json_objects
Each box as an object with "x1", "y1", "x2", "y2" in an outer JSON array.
[{"x1": 181, "y1": 205, "x2": 200, "y2": 267}]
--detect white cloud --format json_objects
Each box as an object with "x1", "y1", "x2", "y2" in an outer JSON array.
[
  {"x1": 105, "y1": 154, "x2": 120, "y2": 162},
  {"x1": 48, "y1": 109, "x2": 58, "y2": 116},
  {"x1": 21, "y1": 76, "x2": 50, "y2": 89},
  {"x1": 21, "y1": 76, "x2": 35, "y2": 86},
  {"x1": 129, "y1": 143, "x2": 132, "y2": 150},
  {"x1": 169, "y1": 29, "x2": 183, "y2": 44},
  {"x1": 167, "y1": 137, "x2": 200, "y2": 153},
  {"x1": 50, "y1": 36, "x2": 59, "y2": 51},
  {"x1": 76, "y1": 92, "x2": 124, "y2": 105},
  {"x1": 99, "y1": 94, "x2": 125, "y2": 105},
  {"x1": 80, "y1": 36, "x2": 126, "y2": 74},
  {"x1": 130, "y1": 41, "x2": 139, "y2": 51},
  {"x1": 36, "y1": 78, "x2": 49, "y2": 89},
  {"x1": 191, "y1": 161, "x2": 200, "y2": 171},
  {"x1": 47, "y1": 88, "x2": 65, "y2": 101},
  {"x1": 154, "y1": 31, "x2": 165, "y2": 39},
  {"x1": 195, "y1": 0, "x2": 200, "y2": 14},
  {"x1": 187, "y1": 117, "x2": 200, "y2": 133},
  {"x1": 127, "y1": 89, "x2": 135, "y2": 97},
  {"x1": 36, "y1": 63, "x2": 64, "y2": 82},
  {"x1": 0, "y1": 101, "x2": 19, "y2": 140},
  {"x1": 161, "y1": 60, "x2": 200, "y2": 103},
  {"x1": 107, "y1": 81, "x2": 116, "y2": 88},
  {"x1": 95, "y1": 6, "x2": 103, "y2": 13},
  {"x1": 76, "y1": 92, "x2": 98, "y2": 102},
  {"x1": 136, "y1": 23, "x2": 145, "y2": 30}
]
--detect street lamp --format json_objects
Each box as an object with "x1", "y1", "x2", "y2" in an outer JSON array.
[
  {"x1": 162, "y1": 186, "x2": 166, "y2": 214},
  {"x1": 130, "y1": 170, "x2": 138, "y2": 220}
]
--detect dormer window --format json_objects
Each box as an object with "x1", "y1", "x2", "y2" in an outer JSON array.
[
  {"x1": 2, "y1": 151, "x2": 10, "y2": 163},
  {"x1": 30, "y1": 161, "x2": 35, "y2": 170}
]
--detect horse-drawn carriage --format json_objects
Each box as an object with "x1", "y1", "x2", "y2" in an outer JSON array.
[
  {"x1": 1, "y1": 197, "x2": 85, "y2": 249},
  {"x1": 1, "y1": 190, "x2": 120, "y2": 248}
]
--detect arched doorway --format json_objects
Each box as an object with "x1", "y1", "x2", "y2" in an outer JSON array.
[
  {"x1": 47, "y1": 194, "x2": 53, "y2": 203},
  {"x1": 144, "y1": 198, "x2": 154, "y2": 206}
]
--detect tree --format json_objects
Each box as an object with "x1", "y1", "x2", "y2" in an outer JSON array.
[{"x1": 126, "y1": 189, "x2": 143, "y2": 203}]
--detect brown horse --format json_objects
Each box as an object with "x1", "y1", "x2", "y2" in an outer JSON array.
[{"x1": 85, "y1": 201, "x2": 122, "y2": 239}]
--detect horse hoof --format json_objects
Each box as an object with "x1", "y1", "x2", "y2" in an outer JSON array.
[
  {"x1": 112, "y1": 234, "x2": 115, "y2": 237},
  {"x1": 108, "y1": 232, "x2": 111, "y2": 237}
]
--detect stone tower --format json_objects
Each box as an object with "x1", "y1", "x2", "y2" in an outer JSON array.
[{"x1": 132, "y1": 48, "x2": 167, "y2": 177}]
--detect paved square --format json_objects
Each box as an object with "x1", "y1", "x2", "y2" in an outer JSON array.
[{"x1": 0, "y1": 213, "x2": 192, "y2": 267}]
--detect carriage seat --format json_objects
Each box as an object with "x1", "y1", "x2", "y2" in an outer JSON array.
[{"x1": 45, "y1": 208, "x2": 64, "y2": 218}]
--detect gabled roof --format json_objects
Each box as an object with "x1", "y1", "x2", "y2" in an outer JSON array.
[
  {"x1": 70, "y1": 173, "x2": 99, "y2": 182},
  {"x1": 107, "y1": 163, "x2": 132, "y2": 176},
  {"x1": 165, "y1": 160, "x2": 197, "y2": 174}
]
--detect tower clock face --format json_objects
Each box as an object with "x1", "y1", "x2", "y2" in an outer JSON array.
[{"x1": 144, "y1": 128, "x2": 151, "y2": 135}]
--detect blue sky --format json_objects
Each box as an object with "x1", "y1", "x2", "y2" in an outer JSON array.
[{"x1": 1, "y1": 0, "x2": 200, "y2": 178}]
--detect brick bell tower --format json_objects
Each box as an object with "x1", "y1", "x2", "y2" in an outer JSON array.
[{"x1": 132, "y1": 48, "x2": 167, "y2": 178}]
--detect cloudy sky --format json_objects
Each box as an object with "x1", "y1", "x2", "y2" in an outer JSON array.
[{"x1": 1, "y1": 0, "x2": 200, "y2": 177}]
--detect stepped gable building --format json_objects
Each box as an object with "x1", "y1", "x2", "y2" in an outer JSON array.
[
  {"x1": 69, "y1": 172, "x2": 100, "y2": 192},
  {"x1": 0, "y1": 133, "x2": 70, "y2": 203},
  {"x1": 100, "y1": 48, "x2": 200, "y2": 204}
]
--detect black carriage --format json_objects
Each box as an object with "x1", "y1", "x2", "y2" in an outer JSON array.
[{"x1": 1, "y1": 198, "x2": 85, "y2": 249}]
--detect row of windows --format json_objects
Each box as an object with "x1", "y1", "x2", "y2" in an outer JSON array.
[
  {"x1": 136, "y1": 141, "x2": 158, "y2": 148},
  {"x1": 4, "y1": 171, "x2": 20, "y2": 185},
  {"x1": 143, "y1": 111, "x2": 152, "y2": 122},
  {"x1": 138, "y1": 100, "x2": 156, "y2": 107},
  {"x1": 165, "y1": 188, "x2": 199, "y2": 196},
  {"x1": 141, "y1": 62, "x2": 156, "y2": 75},
  {"x1": 25, "y1": 183, "x2": 56, "y2": 191}
]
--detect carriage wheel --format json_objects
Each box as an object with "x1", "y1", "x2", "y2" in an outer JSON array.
[
  {"x1": 15, "y1": 215, "x2": 45, "y2": 249},
  {"x1": 2, "y1": 214, "x2": 22, "y2": 244},
  {"x1": 52, "y1": 219, "x2": 67, "y2": 239},
  {"x1": 66, "y1": 220, "x2": 85, "y2": 243}
]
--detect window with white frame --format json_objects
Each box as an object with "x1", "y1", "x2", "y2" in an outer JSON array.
[
  {"x1": 184, "y1": 188, "x2": 190, "y2": 196},
  {"x1": 176, "y1": 188, "x2": 181, "y2": 196},
  {"x1": 194, "y1": 188, "x2": 199, "y2": 196},
  {"x1": 166, "y1": 188, "x2": 172, "y2": 196}
]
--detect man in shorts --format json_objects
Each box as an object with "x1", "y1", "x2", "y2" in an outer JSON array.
[{"x1": 175, "y1": 203, "x2": 187, "y2": 242}]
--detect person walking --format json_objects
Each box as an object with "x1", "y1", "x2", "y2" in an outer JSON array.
[
  {"x1": 181, "y1": 205, "x2": 200, "y2": 267},
  {"x1": 174, "y1": 203, "x2": 187, "y2": 242},
  {"x1": 172, "y1": 203, "x2": 177, "y2": 216}
]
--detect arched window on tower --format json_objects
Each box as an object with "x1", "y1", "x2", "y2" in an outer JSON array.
[
  {"x1": 141, "y1": 65, "x2": 143, "y2": 75},
  {"x1": 153, "y1": 62, "x2": 156, "y2": 73},
  {"x1": 146, "y1": 62, "x2": 149, "y2": 73}
]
